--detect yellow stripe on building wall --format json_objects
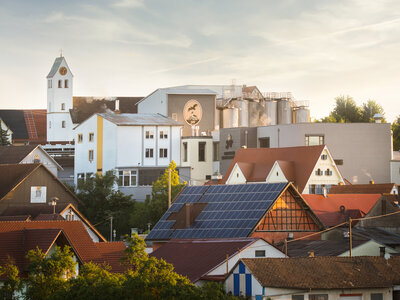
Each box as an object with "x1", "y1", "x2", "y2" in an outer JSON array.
[{"x1": 97, "y1": 115, "x2": 103, "y2": 175}]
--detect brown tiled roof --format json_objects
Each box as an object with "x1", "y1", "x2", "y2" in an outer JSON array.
[
  {"x1": 0, "y1": 203, "x2": 69, "y2": 218},
  {"x1": 0, "y1": 215, "x2": 30, "y2": 221},
  {"x1": 0, "y1": 164, "x2": 39, "y2": 200},
  {"x1": 241, "y1": 256, "x2": 400, "y2": 289},
  {"x1": 151, "y1": 238, "x2": 259, "y2": 282},
  {"x1": 329, "y1": 183, "x2": 397, "y2": 194},
  {"x1": 0, "y1": 145, "x2": 37, "y2": 164},
  {"x1": 222, "y1": 145, "x2": 326, "y2": 193},
  {"x1": 303, "y1": 194, "x2": 381, "y2": 227},
  {"x1": 70, "y1": 97, "x2": 142, "y2": 124},
  {"x1": 0, "y1": 221, "x2": 126, "y2": 273},
  {"x1": 276, "y1": 239, "x2": 368, "y2": 257},
  {"x1": 33, "y1": 214, "x2": 65, "y2": 221}
]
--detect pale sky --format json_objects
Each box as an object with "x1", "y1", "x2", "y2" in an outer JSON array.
[{"x1": 1, "y1": 0, "x2": 400, "y2": 122}]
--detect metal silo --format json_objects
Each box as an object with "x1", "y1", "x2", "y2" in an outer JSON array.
[
  {"x1": 223, "y1": 108, "x2": 239, "y2": 128},
  {"x1": 236, "y1": 100, "x2": 249, "y2": 127},
  {"x1": 248, "y1": 101, "x2": 260, "y2": 127},
  {"x1": 264, "y1": 100, "x2": 278, "y2": 126},
  {"x1": 294, "y1": 106, "x2": 310, "y2": 123},
  {"x1": 277, "y1": 99, "x2": 293, "y2": 124}
]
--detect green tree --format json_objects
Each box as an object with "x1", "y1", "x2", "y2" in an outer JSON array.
[
  {"x1": 361, "y1": 100, "x2": 386, "y2": 123},
  {"x1": 393, "y1": 116, "x2": 400, "y2": 151},
  {"x1": 0, "y1": 257, "x2": 21, "y2": 300},
  {"x1": 0, "y1": 127, "x2": 11, "y2": 145},
  {"x1": 146, "y1": 161, "x2": 186, "y2": 227},
  {"x1": 25, "y1": 246, "x2": 76, "y2": 300},
  {"x1": 52, "y1": 263, "x2": 125, "y2": 300},
  {"x1": 330, "y1": 95, "x2": 362, "y2": 123},
  {"x1": 75, "y1": 170, "x2": 135, "y2": 239}
]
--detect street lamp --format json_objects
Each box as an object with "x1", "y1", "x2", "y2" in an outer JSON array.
[{"x1": 49, "y1": 197, "x2": 59, "y2": 214}]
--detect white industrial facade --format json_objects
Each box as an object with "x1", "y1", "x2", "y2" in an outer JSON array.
[{"x1": 74, "y1": 112, "x2": 183, "y2": 201}]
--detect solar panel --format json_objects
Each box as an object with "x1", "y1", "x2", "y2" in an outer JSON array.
[{"x1": 146, "y1": 182, "x2": 288, "y2": 241}]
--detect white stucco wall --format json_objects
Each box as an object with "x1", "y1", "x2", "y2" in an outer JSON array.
[
  {"x1": 266, "y1": 162, "x2": 289, "y2": 183},
  {"x1": 208, "y1": 239, "x2": 285, "y2": 277},
  {"x1": 181, "y1": 137, "x2": 213, "y2": 185},
  {"x1": 390, "y1": 160, "x2": 400, "y2": 185},
  {"x1": 73, "y1": 114, "x2": 99, "y2": 184},
  {"x1": 226, "y1": 163, "x2": 247, "y2": 184},
  {"x1": 303, "y1": 147, "x2": 344, "y2": 193},
  {"x1": 20, "y1": 146, "x2": 60, "y2": 176},
  {"x1": 137, "y1": 89, "x2": 168, "y2": 115}
]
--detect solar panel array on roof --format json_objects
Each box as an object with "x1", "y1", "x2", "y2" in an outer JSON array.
[{"x1": 147, "y1": 182, "x2": 287, "y2": 241}]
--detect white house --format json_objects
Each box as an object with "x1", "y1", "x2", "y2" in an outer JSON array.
[
  {"x1": 222, "y1": 145, "x2": 344, "y2": 194},
  {"x1": 225, "y1": 257, "x2": 399, "y2": 299},
  {"x1": 73, "y1": 112, "x2": 185, "y2": 201}
]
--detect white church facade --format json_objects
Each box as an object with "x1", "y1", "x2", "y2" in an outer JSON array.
[{"x1": 46, "y1": 56, "x2": 74, "y2": 142}]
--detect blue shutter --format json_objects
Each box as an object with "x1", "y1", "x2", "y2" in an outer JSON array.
[
  {"x1": 234, "y1": 274, "x2": 240, "y2": 296},
  {"x1": 246, "y1": 274, "x2": 252, "y2": 296}
]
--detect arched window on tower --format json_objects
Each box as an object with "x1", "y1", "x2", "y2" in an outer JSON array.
[
  {"x1": 61, "y1": 103, "x2": 65, "y2": 110},
  {"x1": 64, "y1": 79, "x2": 68, "y2": 88},
  {"x1": 58, "y1": 80, "x2": 62, "y2": 88}
]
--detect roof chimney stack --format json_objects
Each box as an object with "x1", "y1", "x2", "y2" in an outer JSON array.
[
  {"x1": 115, "y1": 99, "x2": 120, "y2": 114},
  {"x1": 373, "y1": 113, "x2": 383, "y2": 123}
]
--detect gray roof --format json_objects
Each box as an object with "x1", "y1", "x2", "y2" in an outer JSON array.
[
  {"x1": 136, "y1": 87, "x2": 217, "y2": 105},
  {"x1": 99, "y1": 112, "x2": 183, "y2": 126},
  {"x1": 47, "y1": 57, "x2": 63, "y2": 78}
]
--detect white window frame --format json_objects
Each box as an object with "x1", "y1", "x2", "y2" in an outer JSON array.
[
  {"x1": 89, "y1": 132, "x2": 94, "y2": 142},
  {"x1": 145, "y1": 131, "x2": 154, "y2": 139},
  {"x1": 159, "y1": 148, "x2": 168, "y2": 158},
  {"x1": 88, "y1": 150, "x2": 94, "y2": 162},
  {"x1": 159, "y1": 130, "x2": 168, "y2": 139},
  {"x1": 117, "y1": 169, "x2": 138, "y2": 187},
  {"x1": 145, "y1": 148, "x2": 154, "y2": 158}
]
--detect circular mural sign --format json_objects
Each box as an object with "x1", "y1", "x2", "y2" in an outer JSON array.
[{"x1": 183, "y1": 99, "x2": 202, "y2": 126}]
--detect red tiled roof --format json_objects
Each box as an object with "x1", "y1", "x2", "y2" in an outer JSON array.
[
  {"x1": 329, "y1": 183, "x2": 397, "y2": 195},
  {"x1": 302, "y1": 194, "x2": 381, "y2": 227},
  {"x1": 0, "y1": 221, "x2": 126, "y2": 273},
  {"x1": 241, "y1": 256, "x2": 400, "y2": 289},
  {"x1": 150, "y1": 238, "x2": 259, "y2": 282},
  {"x1": 94, "y1": 242, "x2": 127, "y2": 273},
  {"x1": 0, "y1": 227, "x2": 62, "y2": 276},
  {"x1": 222, "y1": 145, "x2": 326, "y2": 193}
]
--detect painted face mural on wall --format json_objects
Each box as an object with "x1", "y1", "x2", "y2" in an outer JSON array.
[{"x1": 183, "y1": 99, "x2": 202, "y2": 126}]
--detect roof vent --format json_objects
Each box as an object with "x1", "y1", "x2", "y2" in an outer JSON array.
[
  {"x1": 373, "y1": 113, "x2": 384, "y2": 123},
  {"x1": 340, "y1": 205, "x2": 345, "y2": 214}
]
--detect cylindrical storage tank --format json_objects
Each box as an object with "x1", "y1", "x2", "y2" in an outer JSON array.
[
  {"x1": 248, "y1": 101, "x2": 260, "y2": 127},
  {"x1": 237, "y1": 100, "x2": 249, "y2": 127},
  {"x1": 277, "y1": 100, "x2": 292, "y2": 124},
  {"x1": 264, "y1": 100, "x2": 277, "y2": 126},
  {"x1": 294, "y1": 106, "x2": 310, "y2": 123},
  {"x1": 222, "y1": 108, "x2": 239, "y2": 128},
  {"x1": 215, "y1": 108, "x2": 220, "y2": 130}
]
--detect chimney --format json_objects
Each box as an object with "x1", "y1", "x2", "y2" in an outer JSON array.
[
  {"x1": 380, "y1": 246, "x2": 385, "y2": 257},
  {"x1": 323, "y1": 186, "x2": 327, "y2": 198},
  {"x1": 115, "y1": 99, "x2": 120, "y2": 113},
  {"x1": 185, "y1": 204, "x2": 192, "y2": 228},
  {"x1": 373, "y1": 113, "x2": 383, "y2": 123},
  {"x1": 308, "y1": 250, "x2": 315, "y2": 257}
]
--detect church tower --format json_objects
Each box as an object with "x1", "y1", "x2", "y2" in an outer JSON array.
[{"x1": 46, "y1": 54, "x2": 74, "y2": 142}]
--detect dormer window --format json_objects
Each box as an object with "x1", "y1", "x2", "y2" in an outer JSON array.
[
  {"x1": 58, "y1": 80, "x2": 62, "y2": 88},
  {"x1": 325, "y1": 169, "x2": 332, "y2": 176},
  {"x1": 321, "y1": 154, "x2": 328, "y2": 160},
  {"x1": 64, "y1": 79, "x2": 68, "y2": 88},
  {"x1": 315, "y1": 169, "x2": 323, "y2": 176}
]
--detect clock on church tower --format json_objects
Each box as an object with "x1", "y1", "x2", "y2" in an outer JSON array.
[{"x1": 59, "y1": 66, "x2": 67, "y2": 75}]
